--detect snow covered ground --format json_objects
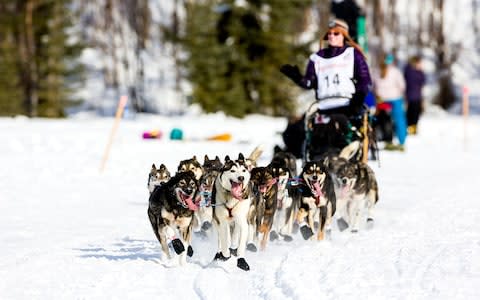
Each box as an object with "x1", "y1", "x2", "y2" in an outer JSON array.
[{"x1": 1, "y1": 111, "x2": 479, "y2": 299}]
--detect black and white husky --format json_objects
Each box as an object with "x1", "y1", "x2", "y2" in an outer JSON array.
[
  {"x1": 147, "y1": 171, "x2": 199, "y2": 265},
  {"x1": 212, "y1": 153, "x2": 253, "y2": 271},
  {"x1": 147, "y1": 163, "x2": 171, "y2": 194},
  {"x1": 296, "y1": 161, "x2": 336, "y2": 241},
  {"x1": 333, "y1": 160, "x2": 379, "y2": 232}
]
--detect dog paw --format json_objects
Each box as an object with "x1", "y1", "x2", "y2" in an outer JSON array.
[
  {"x1": 351, "y1": 229, "x2": 358, "y2": 233},
  {"x1": 187, "y1": 245, "x2": 194, "y2": 257},
  {"x1": 237, "y1": 258, "x2": 250, "y2": 271},
  {"x1": 337, "y1": 218, "x2": 349, "y2": 232},
  {"x1": 300, "y1": 225, "x2": 314, "y2": 240},
  {"x1": 213, "y1": 252, "x2": 230, "y2": 261},
  {"x1": 171, "y1": 239, "x2": 185, "y2": 254},
  {"x1": 269, "y1": 231, "x2": 279, "y2": 241},
  {"x1": 282, "y1": 234, "x2": 293, "y2": 242},
  {"x1": 246, "y1": 243, "x2": 257, "y2": 252},
  {"x1": 201, "y1": 221, "x2": 212, "y2": 231}
]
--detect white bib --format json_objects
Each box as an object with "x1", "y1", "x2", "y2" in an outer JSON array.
[{"x1": 310, "y1": 47, "x2": 355, "y2": 109}]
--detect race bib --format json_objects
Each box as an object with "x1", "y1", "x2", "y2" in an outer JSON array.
[{"x1": 310, "y1": 47, "x2": 355, "y2": 108}]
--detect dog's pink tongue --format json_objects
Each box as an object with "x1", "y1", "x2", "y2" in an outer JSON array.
[
  {"x1": 183, "y1": 194, "x2": 198, "y2": 211},
  {"x1": 313, "y1": 182, "x2": 322, "y2": 197},
  {"x1": 231, "y1": 182, "x2": 243, "y2": 199}
]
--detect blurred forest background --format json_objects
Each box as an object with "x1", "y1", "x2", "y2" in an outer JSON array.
[{"x1": 0, "y1": 0, "x2": 479, "y2": 118}]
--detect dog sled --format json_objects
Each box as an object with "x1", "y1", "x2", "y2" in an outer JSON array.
[{"x1": 297, "y1": 98, "x2": 378, "y2": 164}]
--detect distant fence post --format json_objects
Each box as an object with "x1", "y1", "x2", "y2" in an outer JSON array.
[
  {"x1": 462, "y1": 86, "x2": 469, "y2": 150},
  {"x1": 100, "y1": 95, "x2": 128, "y2": 173}
]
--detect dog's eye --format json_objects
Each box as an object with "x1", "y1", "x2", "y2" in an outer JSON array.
[{"x1": 342, "y1": 178, "x2": 347, "y2": 184}]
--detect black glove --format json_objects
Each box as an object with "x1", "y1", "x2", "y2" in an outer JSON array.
[{"x1": 280, "y1": 64, "x2": 303, "y2": 85}]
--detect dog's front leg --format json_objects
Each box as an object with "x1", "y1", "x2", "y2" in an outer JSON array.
[
  {"x1": 219, "y1": 220, "x2": 232, "y2": 258},
  {"x1": 236, "y1": 218, "x2": 250, "y2": 271},
  {"x1": 349, "y1": 197, "x2": 364, "y2": 233},
  {"x1": 317, "y1": 206, "x2": 327, "y2": 240}
]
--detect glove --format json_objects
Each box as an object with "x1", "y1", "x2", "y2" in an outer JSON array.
[{"x1": 280, "y1": 64, "x2": 303, "y2": 85}]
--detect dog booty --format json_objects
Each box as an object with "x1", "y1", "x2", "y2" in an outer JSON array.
[
  {"x1": 300, "y1": 225, "x2": 314, "y2": 240},
  {"x1": 237, "y1": 258, "x2": 250, "y2": 271},
  {"x1": 170, "y1": 238, "x2": 185, "y2": 254}
]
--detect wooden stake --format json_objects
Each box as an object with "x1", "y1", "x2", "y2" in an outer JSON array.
[
  {"x1": 362, "y1": 111, "x2": 369, "y2": 163},
  {"x1": 462, "y1": 85, "x2": 469, "y2": 150},
  {"x1": 99, "y1": 96, "x2": 128, "y2": 173}
]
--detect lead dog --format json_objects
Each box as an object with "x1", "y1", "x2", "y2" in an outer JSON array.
[
  {"x1": 212, "y1": 153, "x2": 252, "y2": 271},
  {"x1": 147, "y1": 171, "x2": 199, "y2": 265},
  {"x1": 296, "y1": 161, "x2": 336, "y2": 241}
]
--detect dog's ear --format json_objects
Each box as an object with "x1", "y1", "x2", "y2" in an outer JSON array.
[
  {"x1": 204, "y1": 154, "x2": 209, "y2": 162},
  {"x1": 238, "y1": 153, "x2": 245, "y2": 162},
  {"x1": 225, "y1": 155, "x2": 231, "y2": 162},
  {"x1": 192, "y1": 155, "x2": 197, "y2": 161},
  {"x1": 215, "y1": 156, "x2": 221, "y2": 161},
  {"x1": 159, "y1": 164, "x2": 166, "y2": 170},
  {"x1": 151, "y1": 163, "x2": 157, "y2": 170}
]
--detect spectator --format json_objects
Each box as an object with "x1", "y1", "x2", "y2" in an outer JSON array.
[
  {"x1": 373, "y1": 53, "x2": 407, "y2": 151},
  {"x1": 404, "y1": 55, "x2": 426, "y2": 135}
]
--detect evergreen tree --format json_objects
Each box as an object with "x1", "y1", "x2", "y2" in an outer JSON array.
[
  {"x1": 176, "y1": 0, "x2": 315, "y2": 117},
  {"x1": 0, "y1": 0, "x2": 83, "y2": 118},
  {"x1": 36, "y1": 0, "x2": 84, "y2": 117},
  {"x1": 0, "y1": 2, "x2": 23, "y2": 116}
]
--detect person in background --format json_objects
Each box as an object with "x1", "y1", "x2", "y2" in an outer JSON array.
[
  {"x1": 280, "y1": 18, "x2": 371, "y2": 159},
  {"x1": 373, "y1": 53, "x2": 407, "y2": 151},
  {"x1": 404, "y1": 55, "x2": 426, "y2": 135}
]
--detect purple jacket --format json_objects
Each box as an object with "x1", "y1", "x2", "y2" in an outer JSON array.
[
  {"x1": 299, "y1": 46, "x2": 372, "y2": 96},
  {"x1": 404, "y1": 64, "x2": 426, "y2": 102}
]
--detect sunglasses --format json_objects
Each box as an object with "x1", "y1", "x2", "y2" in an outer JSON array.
[{"x1": 327, "y1": 31, "x2": 341, "y2": 37}]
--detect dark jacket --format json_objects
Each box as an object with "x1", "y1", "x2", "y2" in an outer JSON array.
[{"x1": 404, "y1": 64, "x2": 426, "y2": 102}]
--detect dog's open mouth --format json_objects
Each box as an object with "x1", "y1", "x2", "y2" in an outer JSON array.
[
  {"x1": 309, "y1": 179, "x2": 323, "y2": 197},
  {"x1": 177, "y1": 189, "x2": 198, "y2": 211},
  {"x1": 230, "y1": 180, "x2": 244, "y2": 199}
]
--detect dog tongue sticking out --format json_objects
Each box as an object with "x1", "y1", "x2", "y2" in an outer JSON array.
[
  {"x1": 312, "y1": 181, "x2": 323, "y2": 197},
  {"x1": 231, "y1": 181, "x2": 243, "y2": 199},
  {"x1": 179, "y1": 191, "x2": 198, "y2": 211}
]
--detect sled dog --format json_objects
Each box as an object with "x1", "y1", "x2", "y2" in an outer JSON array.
[
  {"x1": 269, "y1": 156, "x2": 299, "y2": 242},
  {"x1": 147, "y1": 163, "x2": 171, "y2": 194},
  {"x1": 296, "y1": 161, "x2": 336, "y2": 241},
  {"x1": 192, "y1": 155, "x2": 223, "y2": 235},
  {"x1": 333, "y1": 160, "x2": 379, "y2": 232},
  {"x1": 177, "y1": 156, "x2": 203, "y2": 180},
  {"x1": 212, "y1": 153, "x2": 253, "y2": 271},
  {"x1": 147, "y1": 171, "x2": 198, "y2": 265},
  {"x1": 249, "y1": 166, "x2": 278, "y2": 251}
]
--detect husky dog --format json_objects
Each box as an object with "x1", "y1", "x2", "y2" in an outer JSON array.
[
  {"x1": 192, "y1": 155, "x2": 223, "y2": 236},
  {"x1": 296, "y1": 161, "x2": 336, "y2": 241},
  {"x1": 333, "y1": 160, "x2": 379, "y2": 232},
  {"x1": 268, "y1": 157, "x2": 299, "y2": 242},
  {"x1": 212, "y1": 153, "x2": 253, "y2": 271},
  {"x1": 249, "y1": 166, "x2": 278, "y2": 251},
  {"x1": 147, "y1": 163, "x2": 171, "y2": 194},
  {"x1": 147, "y1": 171, "x2": 199, "y2": 265},
  {"x1": 177, "y1": 156, "x2": 203, "y2": 181},
  {"x1": 273, "y1": 145, "x2": 298, "y2": 177}
]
